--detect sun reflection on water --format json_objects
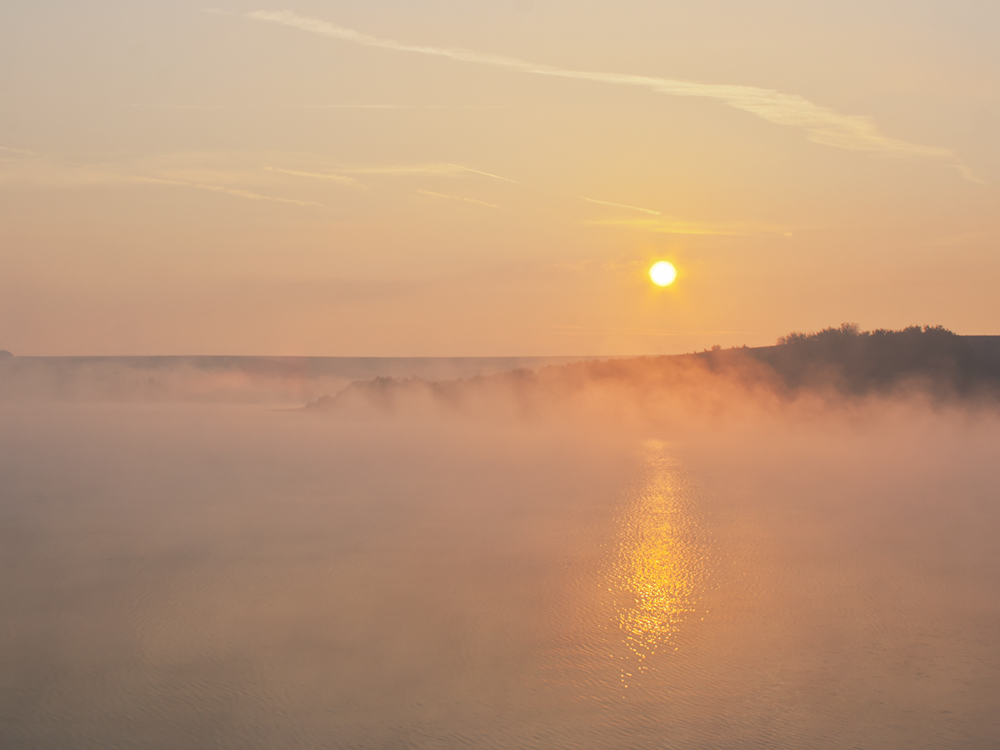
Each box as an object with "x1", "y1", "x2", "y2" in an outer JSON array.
[{"x1": 612, "y1": 439, "x2": 708, "y2": 672}]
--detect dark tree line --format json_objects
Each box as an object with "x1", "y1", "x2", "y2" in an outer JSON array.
[{"x1": 747, "y1": 324, "x2": 1000, "y2": 396}]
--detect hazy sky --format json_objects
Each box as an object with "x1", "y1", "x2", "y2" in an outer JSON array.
[{"x1": 1, "y1": 0, "x2": 998, "y2": 355}]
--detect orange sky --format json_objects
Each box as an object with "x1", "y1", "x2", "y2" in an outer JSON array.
[{"x1": 1, "y1": 0, "x2": 998, "y2": 355}]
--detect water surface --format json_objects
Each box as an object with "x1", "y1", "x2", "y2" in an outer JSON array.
[{"x1": 1, "y1": 403, "x2": 999, "y2": 748}]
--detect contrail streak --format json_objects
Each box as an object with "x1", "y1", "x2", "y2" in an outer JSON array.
[
  {"x1": 296, "y1": 104, "x2": 504, "y2": 110},
  {"x1": 417, "y1": 189, "x2": 499, "y2": 208},
  {"x1": 582, "y1": 197, "x2": 661, "y2": 215},
  {"x1": 264, "y1": 166, "x2": 358, "y2": 185},
  {"x1": 279, "y1": 162, "x2": 513, "y2": 180},
  {"x1": 137, "y1": 176, "x2": 322, "y2": 206},
  {"x1": 444, "y1": 164, "x2": 517, "y2": 183},
  {"x1": 247, "y1": 10, "x2": 967, "y2": 170}
]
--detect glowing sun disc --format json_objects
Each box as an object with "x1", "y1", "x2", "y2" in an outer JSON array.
[{"x1": 649, "y1": 261, "x2": 677, "y2": 286}]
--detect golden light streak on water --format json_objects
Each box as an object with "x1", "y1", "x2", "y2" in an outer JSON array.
[{"x1": 612, "y1": 440, "x2": 708, "y2": 677}]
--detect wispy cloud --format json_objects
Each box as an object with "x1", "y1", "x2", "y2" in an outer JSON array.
[
  {"x1": 582, "y1": 197, "x2": 661, "y2": 216},
  {"x1": 0, "y1": 145, "x2": 40, "y2": 155},
  {"x1": 1, "y1": 147, "x2": 512, "y2": 206},
  {"x1": 296, "y1": 104, "x2": 504, "y2": 110},
  {"x1": 264, "y1": 166, "x2": 359, "y2": 186},
  {"x1": 955, "y1": 164, "x2": 986, "y2": 184},
  {"x1": 133, "y1": 103, "x2": 502, "y2": 111},
  {"x1": 247, "y1": 10, "x2": 970, "y2": 174},
  {"x1": 0, "y1": 151, "x2": 322, "y2": 207},
  {"x1": 135, "y1": 176, "x2": 322, "y2": 206},
  {"x1": 130, "y1": 104, "x2": 228, "y2": 110},
  {"x1": 331, "y1": 162, "x2": 513, "y2": 180},
  {"x1": 417, "y1": 189, "x2": 499, "y2": 208},
  {"x1": 584, "y1": 217, "x2": 787, "y2": 236},
  {"x1": 264, "y1": 162, "x2": 514, "y2": 186},
  {"x1": 446, "y1": 164, "x2": 516, "y2": 183}
]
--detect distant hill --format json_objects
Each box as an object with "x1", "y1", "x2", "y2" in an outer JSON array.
[
  {"x1": 744, "y1": 324, "x2": 1000, "y2": 396},
  {"x1": 312, "y1": 326, "x2": 1000, "y2": 415},
  {"x1": 4, "y1": 327, "x2": 1000, "y2": 407}
]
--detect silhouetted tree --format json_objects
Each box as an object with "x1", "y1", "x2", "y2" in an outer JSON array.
[{"x1": 755, "y1": 323, "x2": 992, "y2": 395}]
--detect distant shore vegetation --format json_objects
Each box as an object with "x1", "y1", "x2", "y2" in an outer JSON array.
[
  {"x1": 312, "y1": 324, "x2": 1000, "y2": 416},
  {"x1": 4, "y1": 326, "x2": 1000, "y2": 411},
  {"x1": 753, "y1": 323, "x2": 993, "y2": 396}
]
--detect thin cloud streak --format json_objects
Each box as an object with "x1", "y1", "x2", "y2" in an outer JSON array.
[
  {"x1": 264, "y1": 166, "x2": 359, "y2": 186},
  {"x1": 133, "y1": 103, "x2": 502, "y2": 111},
  {"x1": 345, "y1": 164, "x2": 459, "y2": 175},
  {"x1": 133, "y1": 177, "x2": 323, "y2": 206},
  {"x1": 0, "y1": 153, "x2": 321, "y2": 207},
  {"x1": 330, "y1": 163, "x2": 513, "y2": 180},
  {"x1": 297, "y1": 104, "x2": 504, "y2": 110},
  {"x1": 2, "y1": 150, "x2": 505, "y2": 207},
  {"x1": 445, "y1": 164, "x2": 516, "y2": 183},
  {"x1": 131, "y1": 104, "x2": 228, "y2": 110},
  {"x1": 582, "y1": 197, "x2": 661, "y2": 215},
  {"x1": 956, "y1": 164, "x2": 986, "y2": 184},
  {"x1": 584, "y1": 217, "x2": 788, "y2": 236},
  {"x1": 266, "y1": 162, "x2": 513, "y2": 185},
  {"x1": 355, "y1": 164, "x2": 489, "y2": 177},
  {"x1": 417, "y1": 189, "x2": 499, "y2": 208},
  {"x1": 247, "y1": 10, "x2": 965, "y2": 168}
]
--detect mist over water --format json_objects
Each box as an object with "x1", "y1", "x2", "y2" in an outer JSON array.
[
  {"x1": 2, "y1": 367, "x2": 1000, "y2": 747},
  {"x1": 0, "y1": 356, "x2": 590, "y2": 404},
  {"x1": 4, "y1": 0, "x2": 997, "y2": 738}
]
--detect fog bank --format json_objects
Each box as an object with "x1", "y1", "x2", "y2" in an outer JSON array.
[
  {"x1": 0, "y1": 355, "x2": 589, "y2": 404},
  {"x1": 311, "y1": 327, "x2": 1000, "y2": 426},
  {"x1": 4, "y1": 325, "x2": 1000, "y2": 747},
  {"x1": 2, "y1": 394, "x2": 999, "y2": 748}
]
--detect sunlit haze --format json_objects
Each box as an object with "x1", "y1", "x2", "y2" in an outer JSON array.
[
  {"x1": 3, "y1": 5, "x2": 1000, "y2": 749},
  {"x1": 2, "y1": 0, "x2": 998, "y2": 355}
]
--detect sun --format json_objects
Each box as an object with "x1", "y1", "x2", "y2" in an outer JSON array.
[{"x1": 649, "y1": 261, "x2": 677, "y2": 287}]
